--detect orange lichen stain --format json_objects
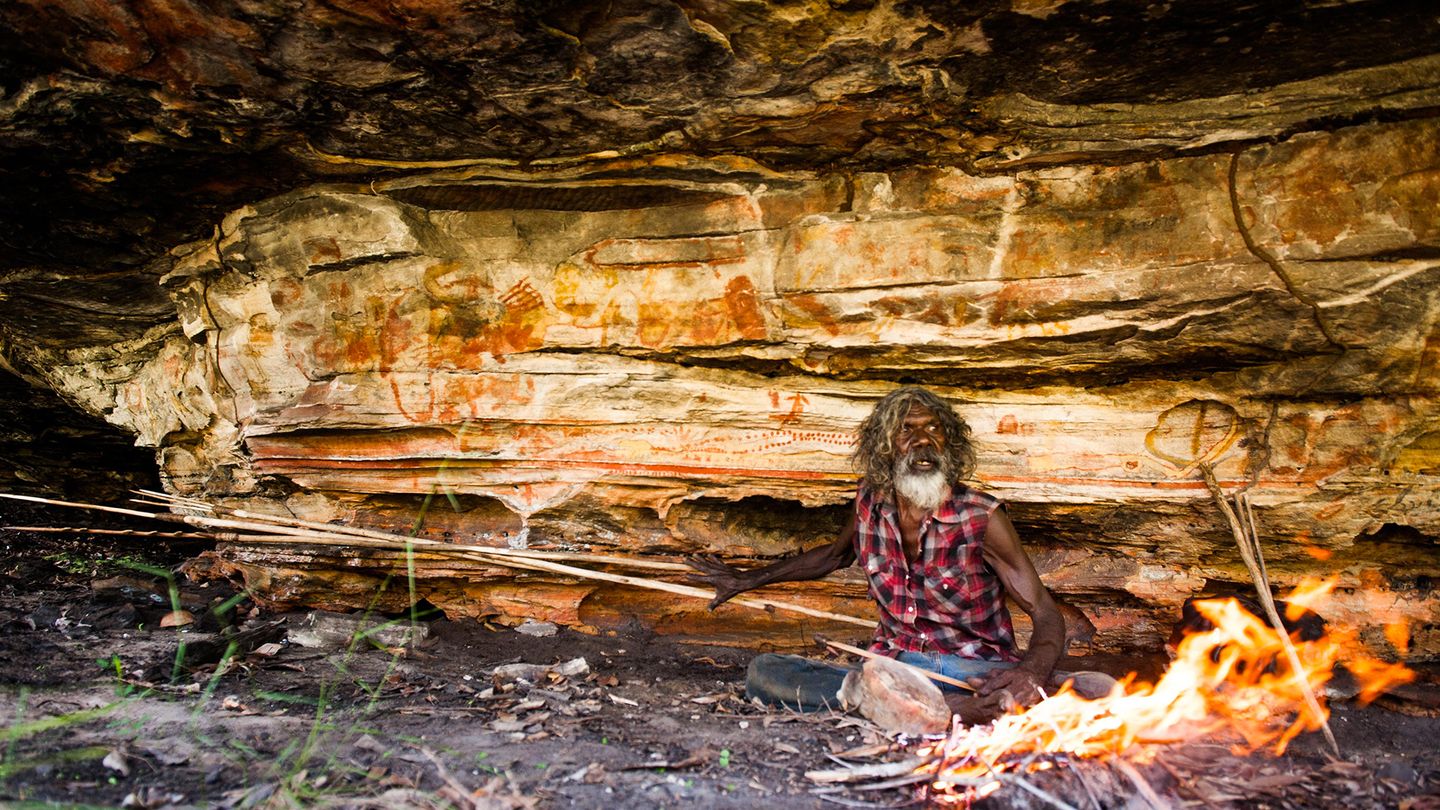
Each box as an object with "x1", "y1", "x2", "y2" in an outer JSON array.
[
  {"x1": 269, "y1": 278, "x2": 303, "y2": 310},
  {"x1": 1385, "y1": 621, "x2": 1412, "y2": 655},
  {"x1": 1302, "y1": 546, "x2": 1333, "y2": 561},
  {"x1": 780, "y1": 294, "x2": 842, "y2": 336},
  {"x1": 1358, "y1": 569, "x2": 1387, "y2": 592},
  {"x1": 304, "y1": 236, "x2": 343, "y2": 265}
]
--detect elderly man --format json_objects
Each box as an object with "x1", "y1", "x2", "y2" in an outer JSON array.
[{"x1": 688, "y1": 386, "x2": 1071, "y2": 720}]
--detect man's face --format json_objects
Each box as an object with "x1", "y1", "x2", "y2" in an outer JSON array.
[{"x1": 895, "y1": 403, "x2": 946, "y2": 474}]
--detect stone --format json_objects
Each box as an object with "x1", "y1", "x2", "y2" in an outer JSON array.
[
  {"x1": 515, "y1": 620, "x2": 559, "y2": 638},
  {"x1": 492, "y1": 657, "x2": 589, "y2": 685},
  {"x1": 839, "y1": 656, "x2": 951, "y2": 736},
  {"x1": 287, "y1": 611, "x2": 429, "y2": 650}
]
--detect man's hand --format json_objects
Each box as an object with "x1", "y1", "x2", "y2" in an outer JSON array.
[
  {"x1": 943, "y1": 667, "x2": 1048, "y2": 724},
  {"x1": 685, "y1": 554, "x2": 754, "y2": 609},
  {"x1": 974, "y1": 666, "x2": 1047, "y2": 708}
]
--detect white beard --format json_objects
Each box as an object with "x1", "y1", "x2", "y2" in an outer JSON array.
[{"x1": 893, "y1": 468, "x2": 950, "y2": 512}]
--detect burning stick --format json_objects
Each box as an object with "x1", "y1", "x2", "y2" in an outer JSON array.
[
  {"x1": 819, "y1": 636, "x2": 976, "y2": 693},
  {"x1": 1198, "y1": 463, "x2": 1340, "y2": 757}
]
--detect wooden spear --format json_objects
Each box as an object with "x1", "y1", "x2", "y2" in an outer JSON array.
[
  {"x1": 0, "y1": 491, "x2": 876, "y2": 630},
  {"x1": 6, "y1": 526, "x2": 211, "y2": 540},
  {"x1": 223, "y1": 530, "x2": 875, "y2": 628},
  {"x1": 131, "y1": 490, "x2": 692, "y2": 572}
]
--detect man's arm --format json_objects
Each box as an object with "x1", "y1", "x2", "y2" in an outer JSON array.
[
  {"x1": 976, "y1": 507, "x2": 1066, "y2": 702},
  {"x1": 687, "y1": 512, "x2": 858, "y2": 609}
]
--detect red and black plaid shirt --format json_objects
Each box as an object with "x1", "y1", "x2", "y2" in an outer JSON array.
[{"x1": 853, "y1": 482, "x2": 1019, "y2": 662}]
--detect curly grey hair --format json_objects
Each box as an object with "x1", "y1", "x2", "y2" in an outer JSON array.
[{"x1": 853, "y1": 386, "x2": 976, "y2": 492}]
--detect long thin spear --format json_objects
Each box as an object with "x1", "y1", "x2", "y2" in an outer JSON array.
[
  {"x1": 226, "y1": 530, "x2": 874, "y2": 628},
  {"x1": 132, "y1": 490, "x2": 691, "y2": 572},
  {"x1": 0, "y1": 491, "x2": 875, "y2": 630},
  {"x1": 7, "y1": 526, "x2": 211, "y2": 540}
]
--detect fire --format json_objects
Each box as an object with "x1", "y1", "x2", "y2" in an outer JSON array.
[{"x1": 918, "y1": 579, "x2": 1415, "y2": 803}]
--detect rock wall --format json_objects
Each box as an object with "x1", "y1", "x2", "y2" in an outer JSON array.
[{"x1": 34, "y1": 117, "x2": 1440, "y2": 657}]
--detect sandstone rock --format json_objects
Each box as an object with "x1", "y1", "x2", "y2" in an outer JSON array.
[
  {"x1": 839, "y1": 656, "x2": 951, "y2": 736},
  {"x1": 288, "y1": 610, "x2": 429, "y2": 650},
  {"x1": 3, "y1": 3, "x2": 1439, "y2": 664},
  {"x1": 12, "y1": 115, "x2": 1430, "y2": 661}
]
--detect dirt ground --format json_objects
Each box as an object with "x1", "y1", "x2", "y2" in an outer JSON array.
[{"x1": 3, "y1": 507, "x2": 1440, "y2": 809}]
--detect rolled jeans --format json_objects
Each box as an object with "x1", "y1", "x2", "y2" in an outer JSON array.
[{"x1": 745, "y1": 651, "x2": 1016, "y2": 711}]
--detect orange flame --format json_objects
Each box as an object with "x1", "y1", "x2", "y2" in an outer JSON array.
[{"x1": 920, "y1": 579, "x2": 1414, "y2": 803}]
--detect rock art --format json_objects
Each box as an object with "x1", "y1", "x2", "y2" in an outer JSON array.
[{"x1": 11, "y1": 117, "x2": 1440, "y2": 659}]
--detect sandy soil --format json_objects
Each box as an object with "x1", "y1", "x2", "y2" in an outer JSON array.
[{"x1": 3, "y1": 507, "x2": 1439, "y2": 809}]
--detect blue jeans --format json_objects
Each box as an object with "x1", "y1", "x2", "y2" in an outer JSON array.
[
  {"x1": 745, "y1": 652, "x2": 1019, "y2": 711},
  {"x1": 893, "y1": 651, "x2": 1014, "y2": 693}
]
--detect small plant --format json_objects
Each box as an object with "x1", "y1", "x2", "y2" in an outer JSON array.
[{"x1": 0, "y1": 692, "x2": 125, "y2": 786}]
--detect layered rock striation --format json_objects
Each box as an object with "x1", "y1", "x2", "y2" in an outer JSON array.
[
  {"x1": 2, "y1": 1, "x2": 1438, "y2": 658},
  {"x1": 18, "y1": 118, "x2": 1440, "y2": 657}
]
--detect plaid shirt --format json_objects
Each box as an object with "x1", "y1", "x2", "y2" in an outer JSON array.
[{"x1": 853, "y1": 482, "x2": 1019, "y2": 662}]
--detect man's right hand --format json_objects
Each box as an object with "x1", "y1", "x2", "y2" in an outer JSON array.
[{"x1": 685, "y1": 554, "x2": 755, "y2": 609}]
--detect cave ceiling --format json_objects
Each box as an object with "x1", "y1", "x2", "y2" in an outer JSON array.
[{"x1": 2, "y1": 0, "x2": 1439, "y2": 353}]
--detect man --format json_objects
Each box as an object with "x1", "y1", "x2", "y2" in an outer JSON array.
[{"x1": 688, "y1": 386, "x2": 1069, "y2": 721}]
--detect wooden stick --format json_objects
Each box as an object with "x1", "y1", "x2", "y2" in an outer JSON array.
[
  {"x1": 821, "y1": 637, "x2": 976, "y2": 692},
  {"x1": 147, "y1": 506, "x2": 694, "y2": 573},
  {"x1": 1111, "y1": 758, "x2": 1166, "y2": 810},
  {"x1": 134, "y1": 490, "x2": 691, "y2": 571},
  {"x1": 226, "y1": 533, "x2": 692, "y2": 572},
  {"x1": 4, "y1": 490, "x2": 876, "y2": 630},
  {"x1": 227, "y1": 530, "x2": 875, "y2": 628},
  {"x1": 194, "y1": 516, "x2": 692, "y2": 572},
  {"x1": 1198, "y1": 463, "x2": 1339, "y2": 757},
  {"x1": 0, "y1": 492, "x2": 184, "y2": 522},
  {"x1": 5, "y1": 526, "x2": 211, "y2": 540}
]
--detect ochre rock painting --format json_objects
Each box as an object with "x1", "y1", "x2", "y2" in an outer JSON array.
[{"x1": 54, "y1": 120, "x2": 1440, "y2": 656}]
